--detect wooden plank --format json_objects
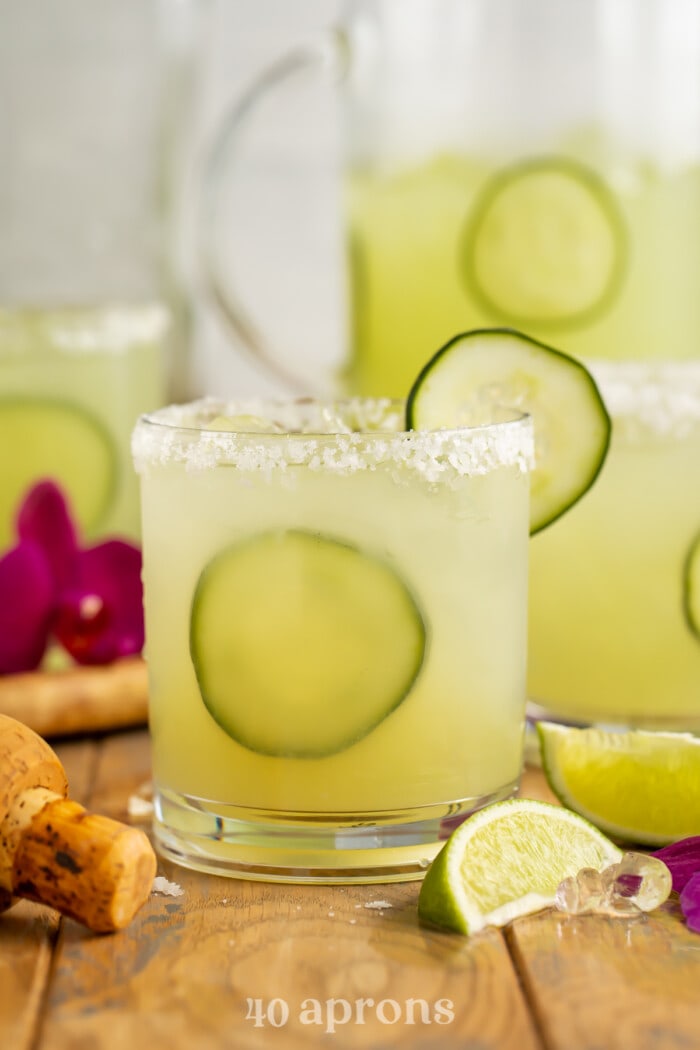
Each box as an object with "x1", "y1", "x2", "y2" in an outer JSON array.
[
  {"x1": 86, "y1": 728, "x2": 152, "y2": 821},
  {"x1": 519, "y1": 764, "x2": 558, "y2": 805},
  {"x1": 55, "y1": 736, "x2": 100, "y2": 807},
  {"x1": 508, "y1": 902, "x2": 700, "y2": 1050},
  {"x1": 0, "y1": 901, "x2": 60, "y2": 1050},
  {"x1": 0, "y1": 737, "x2": 96, "y2": 1050},
  {"x1": 40, "y1": 875, "x2": 542, "y2": 1050},
  {"x1": 37, "y1": 731, "x2": 541, "y2": 1050}
]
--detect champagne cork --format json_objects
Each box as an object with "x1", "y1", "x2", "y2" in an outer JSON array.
[{"x1": 0, "y1": 713, "x2": 156, "y2": 933}]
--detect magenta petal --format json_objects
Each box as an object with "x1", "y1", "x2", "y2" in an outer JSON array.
[
  {"x1": 0, "y1": 542, "x2": 54, "y2": 673},
  {"x1": 680, "y1": 871, "x2": 700, "y2": 933},
  {"x1": 53, "y1": 587, "x2": 117, "y2": 665},
  {"x1": 53, "y1": 540, "x2": 144, "y2": 665},
  {"x1": 653, "y1": 837, "x2": 700, "y2": 894},
  {"x1": 16, "y1": 480, "x2": 79, "y2": 592}
]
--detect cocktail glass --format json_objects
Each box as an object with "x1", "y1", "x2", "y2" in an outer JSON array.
[
  {"x1": 0, "y1": 0, "x2": 209, "y2": 544},
  {"x1": 132, "y1": 397, "x2": 533, "y2": 882},
  {"x1": 0, "y1": 305, "x2": 169, "y2": 546},
  {"x1": 528, "y1": 362, "x2": 700, "y2": 729}
]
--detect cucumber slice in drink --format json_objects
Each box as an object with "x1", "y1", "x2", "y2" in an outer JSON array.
[
  {"x1": 406, "y1": 328, "x2": 611, "y2": 534},
  {"x1": 683, "y1": 532, "x2": 700, "y2": 640},
  {"x1": 0, "y1": 396, "x2": 117, "y2": 546},
  {"x1": 461, "y1": 157, "x2": 626, "y2": 328},
  {"x1": 190, "y1": 529, "x2": 426, "y2": 758}
]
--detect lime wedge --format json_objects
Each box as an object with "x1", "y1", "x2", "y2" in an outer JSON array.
[
  {"x1": 683, "y1": 531, "x2": 700, "y2": 640},
  {"x1": 538, "y1": 721, "x2": 700, "y2": 847},
  {"x1": 406, "y1": 328, "x2": 610, "y2": 534},
  {"x1": 190, "y1": 529, "x2": 426, "y2": 758},
  {"x1": 0, "y1": 396, "x2": 117, "y2": 547},
  {"x1": 462, "y1": 156, "x2": 626, "y2": 328},
  {"x1": 418, "y1": 798, "x2": 621, "y2": 935}
]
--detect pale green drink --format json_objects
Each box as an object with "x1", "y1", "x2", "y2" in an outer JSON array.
[
  {"x1": 133, "y1": 398, "x2": 532, "y2": 882},
  {"x1": 529, "y1": 363, "x2": 700, "y2": 727},
  {"x1": 0, "y1": 303, "x2": 168, "y2": 545}
]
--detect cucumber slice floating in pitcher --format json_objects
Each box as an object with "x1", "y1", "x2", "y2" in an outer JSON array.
[
  {"x1": 683, "y1": 532, "x2": 700, "y2": 641},
  {"x1": 189, "y1": 529, "x2": 426, "y2": 758},
  {"x1": 461, "y1": 157, "x2": 626, "y2": 328},
  {"x1": 406, "y1": 328, "x2": 611, "y2": 534},
  {"x1": 0, "y1": 396, "x2": 117, "y2": 546}
]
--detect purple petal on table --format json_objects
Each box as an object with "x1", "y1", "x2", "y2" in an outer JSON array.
[
  {"x1": 653, "y1": 838, "x2": 700, "y2": 894},
  {"x1": 615, "y1": 873, "x2": 643, "y2": 898},
  {"x1": 0, "y1": 541, "x2": 55, "y2": 674},
  {"x1": 16, "y1": 480, "x2": 79, "y2": 591},
  {"x1": 680, "y1": 871, "x2": 700, "y2": 934},
  {"x1": 53, "y1": 540, "x2": 144, "y2": 665}
]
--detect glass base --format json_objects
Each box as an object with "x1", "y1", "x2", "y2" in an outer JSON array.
[
  {"x1": 153, "y1": 780, "x2": 520, "y2": 884},
  {"x1": 527, "y1": 698, "x2": 700, "y2": 733}
]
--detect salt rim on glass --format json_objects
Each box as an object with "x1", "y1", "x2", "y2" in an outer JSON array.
[
  {"x1": 589, "y1": 360, "x2": 700, "y2": 439},
  {"x1": 131, "y1": 397, "x2": 534, "y2": 484}
]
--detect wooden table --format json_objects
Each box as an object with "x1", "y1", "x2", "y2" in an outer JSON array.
[{"x1": 3, "y1": 727, "x2": 699, "y2": 1050}]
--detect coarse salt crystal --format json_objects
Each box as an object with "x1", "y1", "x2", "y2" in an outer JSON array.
[
  {"x1": 152, "y1": 877, "x2": 184, "y2": 897},
  {"x1": 127, "y1": 795, "x2": 154, "y2": 819},
  {"x1": 132, "y1": 397, "x2": 533, "y2": 480}
]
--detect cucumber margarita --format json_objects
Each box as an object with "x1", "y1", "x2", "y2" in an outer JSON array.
[
  {"x1": 344, "y1": 148, "x2": 700, "y2": 395},
  {"x1": 0, "y1": 304, "x2": 168, "y2": 546},
  {"x1": 529, "y1": 363, "x2": 700, "y2": 727},
  {"x1": 133, "y1": 398, "x2": 533, "y2": 882}
]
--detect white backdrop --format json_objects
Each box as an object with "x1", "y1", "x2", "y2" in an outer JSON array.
[{"x1": 189, "y1": 0, "x2": 343, "y2": 399}]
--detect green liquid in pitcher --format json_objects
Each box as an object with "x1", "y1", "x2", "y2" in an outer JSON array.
[{"x1": 343, "y1": 149, "x2": 700, "y2": 396}]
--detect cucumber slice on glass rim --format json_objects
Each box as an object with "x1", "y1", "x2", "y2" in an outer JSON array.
[
  {"x1": 0, "y1": 396, "x2": 117, "y2": 547},
  {"x1": 461, "y1": 156, "x2": 626, "y2": 329},
  {"x1": 406, "y1": 328, "x2": 611, "y2": 534},
  {"x1": 683, "y1": 531, "x2": 700, "y2": 641},
  {"x1": 190, "y1": 529, "x2": 426, "y2": 758}
]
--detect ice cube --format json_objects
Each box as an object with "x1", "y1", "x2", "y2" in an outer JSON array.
[
  {"x1": 555, "y1": 867, "x2": 607, "y2": 914},
  {"x1": 556, "y1": 852, "x2": 672, "y2": 918},
  {"x1": 606, "y1": 852, "x2": 673, "y2": 913}
]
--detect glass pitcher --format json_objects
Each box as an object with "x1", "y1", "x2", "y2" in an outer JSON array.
[
  {"x1": 0, "y1": 0, "x2": 208, "y2": 543},
  {"x1": 203, "y1": 0, "x2": 700, "y2": 397}
]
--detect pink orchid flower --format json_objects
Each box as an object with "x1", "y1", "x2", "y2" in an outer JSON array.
[
  {"x1": 653, "y1": 838, "x2": 700, "y2": 934},
  {"x1": 0, "y1": 480, "x2": 144, "y2": 673}
]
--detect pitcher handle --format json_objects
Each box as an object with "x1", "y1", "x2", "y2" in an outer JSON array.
[{"x1": 200, "y1": 29, "x2": 348, "y2": 393}]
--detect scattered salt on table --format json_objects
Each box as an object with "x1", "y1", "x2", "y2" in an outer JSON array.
[
  {"x1": 127, "y1": 795, "x2": 154, "y2": 819},
  {"x1": 152, "y1": 876, "x2": 184, "y2": 897},
  {"x1": 127, "y1": 781, "x2": 154, "y2": 820}
]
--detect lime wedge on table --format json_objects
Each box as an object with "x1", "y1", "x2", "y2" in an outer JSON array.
[
  {"x1": 190, "y1": 529, "x2": 426, "y2": 758},
  {"x1": 406, "y1": 328, "x2": 611, "y2": 534},
  {"x1": 462, "y1": 156, "x2": 626, "y2": 328},
  {"x1": 683, "y1": 531, "x2": 700, "y2": 640},
  {"x1": 418, "y1": 798, "x2": 621, "y2": 935},
  {"x1": 538, "y1": 721, "x2": 700, "y2": 847},
  {"x1": 0, "y1": 396, "x2": 117, "y2": 547}
]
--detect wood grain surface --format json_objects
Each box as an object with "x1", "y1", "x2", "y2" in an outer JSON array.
[{"x1": 1, "y1": 729, "x2": 699, "y2": 1050}]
